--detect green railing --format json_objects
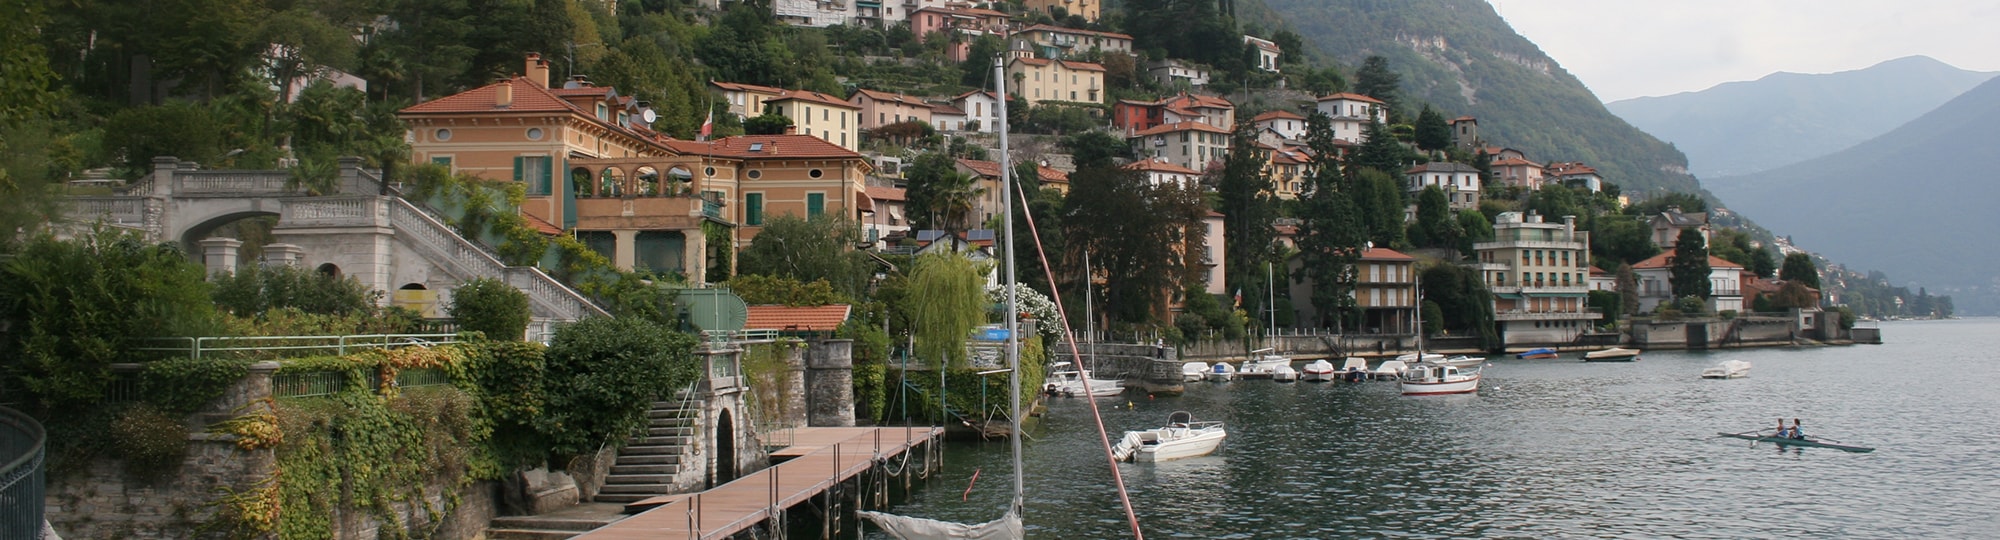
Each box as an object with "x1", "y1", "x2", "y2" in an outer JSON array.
[
  {"x1": 274, "y1": 371, "x2": 350, "y2": 399},
  {"x1": 134, "y1": 333, "x2": 465, "y2": 360},
  {"x1": 0, "y1": 405, "x2": 47, "y2": 540}
]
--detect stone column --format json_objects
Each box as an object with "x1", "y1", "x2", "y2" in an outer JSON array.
[
  {"x1": 612, "y1": 230, "x2": 638, "y2": 271},
  {"x1": 806, "y1": 339, "x2": 855, "y2": 427},
  {"x1": 261, "y1": 243, "x2": 304, "y2": 267},
  {"x1": 197, "y1": 237, "x2": 242, "y2": 276},
  {"x1": 782, "y1": 344, "x2": 808, "y2": 427},
  {"x1": 682, "y1": 227, "x2": 707, "y2": 286}
]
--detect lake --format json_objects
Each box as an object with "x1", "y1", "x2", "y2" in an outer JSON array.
[{"x1": 867, "y1": 319, "x2": 2000, "y2": 539}]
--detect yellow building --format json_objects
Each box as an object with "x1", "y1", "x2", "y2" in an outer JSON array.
[
  {"x1": 763, "y1": 90, "x2": 862, "y2": 152},
  {"x1": 1005, "y1": 54, "x2": 1105, "y2": 105},
  {"x1": 1021, "y1": 0, "x2": 1099, "y2": 21}
]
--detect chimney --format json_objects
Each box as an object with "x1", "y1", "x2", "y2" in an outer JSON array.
[
  {"x1": 526, "y1": 52, "x2": 549, "y2": 88},
  {"x1": 494, "y1": 79, "x2": 513, "y2": 108},
  {"x1": 784, "y1": 124, "x2": 798, "y2": 135}
]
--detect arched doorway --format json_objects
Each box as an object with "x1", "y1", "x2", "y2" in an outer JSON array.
[
  {"x1": 317, "y1": 263, "x2": 341, "y2": 279},
  {"x1": 393, "y1": 283, "x2": 440, "y2": 318},
  {"x1": 712, "y1": 409, "x2": 737, "y2": 487}
]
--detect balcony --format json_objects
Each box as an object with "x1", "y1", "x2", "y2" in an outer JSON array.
[
  {"x1": 1473, "y1": 239, "x2": 1583, "y2": 251},
  {"x1": 1494, "y1": 309, "x2": 1604, "y2": 321},
  {"x1": 1489, "y1": 285, "x2": 1590, "y2": 295}
]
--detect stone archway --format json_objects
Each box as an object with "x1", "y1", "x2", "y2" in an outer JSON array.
[{"x1": 712, "y1": 408, "x2": 738, "y2": 487}]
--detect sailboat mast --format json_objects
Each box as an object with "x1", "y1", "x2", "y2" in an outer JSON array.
[{"x1": 994, "y1": 53, "x2": 1025, "y2": 513}]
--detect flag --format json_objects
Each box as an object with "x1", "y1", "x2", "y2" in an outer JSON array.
[
  {"x1": 699, "y1": 109, "x2": 714, "y2": 140},
  {"x1": 1233, "y1": 288, "x2": 1242, "y2": 308}
]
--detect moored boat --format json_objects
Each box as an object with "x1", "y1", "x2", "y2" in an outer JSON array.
[
  {"x1": 1370, "y1": 360, "x2": 1408, "y2": 381},
  {"x1": 1270, "y1": 364, "x2": 1299, "y2": 382},
  {"x1": 1181, "y1": 361, "x2": 1210, "y2": 382},
  {"x1": 1205, "y1": 362, "x2": 1237, "y2": 382},
  {"x1": 1044, "y1": 362, "x2": 1124, "y2": 397},
  {"x1": 1399, "y1": 363, "x2": 1481, "y2": 395},
  {"x1": 1701, "y1": 360, "x2": 1752, "y2": 379},
  {"x1": 1111, "y1": 411, "x2": 1227, "y2": 462},
  {"x1": 1583, "y1": 347, "x2": 1642, "y2": 362},
  {"x1": 1515, "y1": 348, "x2": 1558, "y2": 359},
  {"x1": 1435, "y1": 355, "x2": 1487, "y2": 368},
  {"x1": 1300, "y1": 359, "x2": 1337, "y2": 382},
  {"x1": 1717, "y1": 432, "x2": 1874, "y2": 453},
  {"x1": 1340, "y1": 357, "x2": 1370, "y2": 382},
  {"x1": 1239, "y1": 349, "x2": 1291, "y2": 379}
]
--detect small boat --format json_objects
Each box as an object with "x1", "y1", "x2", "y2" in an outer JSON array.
[
  {"x1": 1515, "y1": 348, "x2": 1559, "y2": 359},
  {"x1": 1181, "y1": 362, "x2": 1210, "y2": 382},
  {"x1": 1701, "y1": 360, "x2": 1752, "y2": 379},
  {"x1": 1394, "y1": 352, "x2": 1447, "y2": 364},
  {"x1": 1300, "y1": 359, "x2": 1337, "y2": 382},
  {"x1": 1044, "y1": 362, "x2": 1124, "y2": 397},
  {"x1": 1399, "y1": 363, "x2": 1482, "y2": 395},
  {"x1": 1239, "y1": 348, "x2": 1291, "y2": 379},
  {"x1": 1717, "y1": 432, "x2": 1874, "y2": 453},
  {"x1": 1435, "y1": 355, "x2": 1487, "y2": 368},
  {"x1": 1270, "y1": 364, "x2": 1299, "y2": 382},
  {"x1": 1110, "y1": 411, "x2": 1227, "y2": 462},
  {"x1": 1205, "y1": 362, "x2": 1237, "y2": 382},
  {"x1": 1370, "y1": 360, "x2": 1408, "y2": 381},
  {"x1": 1339, "y1": 357, "x2": 1370, "y2": 382},
  {"x1": 1583, "y1": 347, "x2": 1642, "y2": 362}
]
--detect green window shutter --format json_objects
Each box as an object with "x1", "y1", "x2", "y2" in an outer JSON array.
[
  {"x1": 807, "y1": 193, "x2": 825, "y2": 217},
  {"x1": 431, "y1": 156, "x2": 453, "y2": 167},
  {"x1": 513, "y1": 156, "x2": 524, "y2": 183},
  {"x1": 537, "y1": 156, "x2": 552, "y2": 195},
  {"x1": 747, "y1": 193, "x2": 764, "y2": 225}
]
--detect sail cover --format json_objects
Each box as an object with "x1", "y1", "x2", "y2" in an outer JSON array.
[{"x1": 858, "y1": 511, "x2": 1023, "y2": 540}]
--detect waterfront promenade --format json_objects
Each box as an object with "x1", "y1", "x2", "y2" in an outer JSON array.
[{"x1": 580, "y1": 426, "x2": 942, "y2": 539}]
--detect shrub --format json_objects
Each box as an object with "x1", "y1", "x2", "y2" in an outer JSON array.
[
  {"x1": 450, "y1": 278, "x2": 531, "y2": 341},
  {"x1": 539, "y1": 317, "x2": 700, "y2": 458},
  {"x1": 211, "y1": 263, "x2": 381, "y2": 317},
  {"x1": 111, "y1": 404, "x2": 189, "y2": 481}
]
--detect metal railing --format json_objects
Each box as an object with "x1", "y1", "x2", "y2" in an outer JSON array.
[
  {"x1": 1, "y1": 406, "x2": 47, "y2": 540},
  {"x1": 134, "y1": 333, "x2": 464, "y2": 360}
]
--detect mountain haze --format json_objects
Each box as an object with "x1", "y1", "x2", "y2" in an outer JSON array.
[
  {"x1": 1240, "y1": 0, "x2": 1701, "y2": 196},
  {"x1": 1712, "y1": 76, "x2": 2000, "y2": 314},
  {"x1": 1608, "y1": 56, "x2": 1996, "y2": 180}
]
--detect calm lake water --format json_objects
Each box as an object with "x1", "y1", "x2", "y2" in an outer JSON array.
[{"x1": 867, "y1": 319, "x2": 2000, "y2": 539}]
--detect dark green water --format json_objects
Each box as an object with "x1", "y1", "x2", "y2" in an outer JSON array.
[{"x1": 868, "y1": 319, "x2": 2000, "y2": 539}]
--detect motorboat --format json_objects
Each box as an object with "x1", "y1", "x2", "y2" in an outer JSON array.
[
  {"x1": 1300, "y1": 359, "x2": 1337, "y2": 382},
  {"x1": 1044, "y1": 362, "x2": 1124, "y2": 397},
  {"x1": 1433, "y1": 355, "x2": 1487, "y2": 368},
  {"x1": 1583, "y1": 347, "x2": 1642, "y2": 362},
  {"x1": 1270, "y1": 364, "x2": 1299, "y2": 382},
  {"x1": 1370, "y1": 360, "x2": 1408, "y2": 381},
  {"x1": 1340, "y1": 357, "x2": 1370, "y2": 382},
  {"x1": 1239, "y1": 348, "x2": 1291, "y2": 378},
  {"x1": 1399, "y1": 363, "x2": 1482, "y2": 396},
  {"x1": 1205, "y1": 362, "x2": 1237, "y2": 382},
  {"x1": 1181, "y1": 361, "x2": 1210, "y2": 382},
  {"x1": 1701, "y1": 359, "x2": 1752, "y2": 379},
  {"x1": 1394, "y1": 352, "x2": 1447, "y2": 364},
  {"x1": 1515, "y1": 348, "x2": 1559, "y2": 359},
  {"x1": 1110, "y1": 411, "x2": 1227, "y2": 462}
]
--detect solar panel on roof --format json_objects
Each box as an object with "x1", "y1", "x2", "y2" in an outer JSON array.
[{"x1": 749, "y1": 142, "x2": 764, "y2": 152}]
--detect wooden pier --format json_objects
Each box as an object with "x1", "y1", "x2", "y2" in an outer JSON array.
[{"x1": 578, "y1": 426, "x2": 943, "y2": 539}]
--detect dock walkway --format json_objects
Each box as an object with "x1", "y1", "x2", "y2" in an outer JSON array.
[{"x1": 577, "y1": 426, "x2": 942, "y2": 539}]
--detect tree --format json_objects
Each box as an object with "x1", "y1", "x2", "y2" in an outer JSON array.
[
  {"x1": 1347, "y1": 119, "x2": 1405, "y2": 178},
  {"x1": 1456, "y1": 209, "x2": 1493, "y2": 257},
  {"x1": 743, "y1": 112, "x2": 794, "y2": 135},
  {"x1": 1749, "y1": 246, "x2": 1778, "y2": 279},
  {"x1": 1669, "y1": 228, "x2": 1712, "y2": 300},
  {"x1": 1410, "y1": 186, "x2": 1460, "y2": 250},
  {"x1": 1215, "y1": 127, "x2": 1279, "y2": 320},
  {"x1": 907, "y1": 252, "x2": 987, "y2": 368},
  {"x1": 1295, "y1": 112, "x2": 1366, "y2": 329},
  {"x1": 1615, "y1": 263, "x2": 1639, "y2": 315},
  {"x1": 903, "y1": 153, "x2": 982, "y2": 231},
  {"x1": 735, "y1": 214, "x2": 874, "y2": 299},
  {"x1": 1780, "y1": 253, "x2": 1821, "y2": 289},
  {"x1": 1061, "y1": 130, "x2": 1135, "y2": 169},
  {"x1": 450, "y1": 277, "x2": 533, "y2": 341},
  {"x1": 1357, "y1": 168, "x2": 1406, "y2": 249},
  {"x1": 1418, "y1": 263, "x2": 1496, "y2": 346},
  {"x1": 1352, "y1": 55, "x2": 1400, "y2": 109},
  {"x1": 540, "y1": 316, "x2": 699, "y2": 456},
  {"x1": 1414, "y1": 104, "x2": 1451, "y2": 151},
  {"x1": 1062, "y1": 162, "x2": 1207, "y2": 324}
]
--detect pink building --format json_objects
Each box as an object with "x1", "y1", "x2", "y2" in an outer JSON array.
[{"x1": 849, "y1": 88, "x2": 935, "y2": 131}]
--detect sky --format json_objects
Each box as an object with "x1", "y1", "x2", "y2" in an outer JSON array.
[{"x1": 1488, "y1": 0, "x2": 2000, "y2": 102}]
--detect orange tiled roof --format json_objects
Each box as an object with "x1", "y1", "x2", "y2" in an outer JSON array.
[
  {"x1": 709, "y1": 81, "x2": 788, "y2": 95},
  {"x1": 1491, "y1": 157, "x2": 1543, "y2": 168},
  {"x1": 671, "y1": 135, "x2": 864, "y2": 160},
  {"x1": 744, "y1": 305, "x2": 852, "y2": 332},
  {"x1": 1451, "y1": 115, "x2": 1477, "y2": 123},
  {"x1": 1061, "y1": 61, "x2": 1107, "y2": 72},
  {"x1": 1316, "y1": 92, "x2": 1386, "y2": 104},
  {"x1": 1360, "y1": 247, "x2": 1415, "y2": 261},
  {"x1": 957, "y1": 158, "x2": 1068, "y2": 184},
  {"x1": 522, "y1": 211, "x2": 563, "y2": 235},
  {"x1": 1252, "y1": 110, "x2": 1305, "y2": 122},
  {"x1": 955, "y1": 90, "x2": 1001, "y2": 101},
  {"x1": 1036, "y1": 166, "x2": 1069, "y2": 184},
  {"x1": 1019, "y1": 24, "x2": 1133, "y2": 41},
  {"x1": 401, "y1": 77, "x2": 579, "y2": 115},
  {"x1": 1131, "y1": 121, "x2": 1232, "y2": 137},
  {"x1": 1632, "y1": 253, "x2": 1744, "y2": 270},
  {"x1": 768, "y1": 89, "x2": 861, "y2": 109},
  {"x1": 1123, "y1": 159, "x2": 1202, "y2": 175},
  {"x1": 850, "y1": 89, "x2": 934, "y2": 108},
  {"x1": 867, "y1": 185, "x2": 906, "y2": 201}
]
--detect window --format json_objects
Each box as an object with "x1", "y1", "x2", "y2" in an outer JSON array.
[
  {"x1": 526, "y1": 127, "x2": 544, "y2": 141},
  {"x1": 746, "y1": 193, "x2": 764, "y2": 225},
  {"x1": 431, "y1": 156, "x2": 453, "y2": 168},
  {"x1": 515, "y1": 156, "x2": 551, "y2": 195},
  {"x1": 434, "y1": 128, "x2": 452, "y2": 141},
  {"x1": 807, "y1": 193, "x2": 825, "y2": 217},
  {"x1": 747, "y1": 169, "x2": 762, "y2": 179},
  {"x1": 809, "y1": 169, "x2": 824, "y2": 178}
]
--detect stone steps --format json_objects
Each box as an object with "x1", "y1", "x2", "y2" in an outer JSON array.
[
  {"x1": 592, "y1": 397, "x2": 702, "y2": 503},
  {"x1": 485, "y1": 514, "x2": 620, "y2": 540}
]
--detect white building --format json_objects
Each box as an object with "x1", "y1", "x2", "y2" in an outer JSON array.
[
  {"x1": 1631, "y1": 252, "x2": 1745, "y2": 313},
  {"x1": 1251, "y1": 110, "x2": 1307, "y2": 141},
  {"x1": 1314, "y1": 93, "x2": 1388, "y2": 143},
  {"x1": 1472, "y1": 212, "x2": 1602, "y2": 346},
  {"x1": 1145, "y1": 59, "x2": 1211, "y2": 88},
  {"x1": 1123, "y1": 158, "x2": 1203, "y2": 188},
  {"x1": 1244, "y1": 35, "x2": 1281, "y2": 72},
  {"x1": 1130, "y1": 121, "x2": 1232, "y2": 172},
  {"x1": 953, "y1": 91, "x2": 1003, "y2": 134}
]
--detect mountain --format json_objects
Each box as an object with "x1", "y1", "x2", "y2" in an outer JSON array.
[
  {"x1": 1608, "y1": 56, "x2": 1997, "y2": 180},
  {"x1": 1711, "y1": 76, "x2": 2000, "y2": 314},
  {"x1": 1239, "y1": 0, "x2": 1702, "y2": 196}
]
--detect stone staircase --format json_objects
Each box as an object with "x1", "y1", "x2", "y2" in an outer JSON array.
[
  {"x1": 483, "y1": 503, "x2": 628, "y2": 540},
  {"x1": 593, "y1": 396, "x2": 703, "y2": 504}
]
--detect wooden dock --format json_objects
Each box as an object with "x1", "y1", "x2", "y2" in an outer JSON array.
[{"x1": 577, "y1": 426, "x2": 943, "y2": 539}]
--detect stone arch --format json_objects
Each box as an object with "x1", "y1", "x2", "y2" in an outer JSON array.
[
  {"x1": 666, "y1": 166, "x2": 694, "y2": 196},
  {"x1": 712, "y1": 408, "x2": 738, "y2": 487},
  {"x1": 174, "y1": 209, "x2": 282, "y2": 260},
  {"x1": 317, "y1": 263, "x2": 341, "y2": 278},
  {"x1": 634, "y1": 166, "x2": 661, "y2": 196},
  {"x1": 598, "y1": 167, "x2": 626, "y2": 198},
  {"x1": 571, "y1": 167, "x2": 595, "y2": 198},
  {"x1": 392, "y1": 283, "x2": 441, "y2": 317}
]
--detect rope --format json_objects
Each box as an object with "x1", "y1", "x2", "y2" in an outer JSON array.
[{"x1": 1013, "y1": 178, "x2": 1148, "y2": 539}]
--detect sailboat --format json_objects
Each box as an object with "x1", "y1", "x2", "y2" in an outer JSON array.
[
  {"x1": 1240, "y1": 263, "x2": 1293, "y2": 377},
  {"x1": 1399, "y1": 272, "x2": 1483, "y2": 396}
]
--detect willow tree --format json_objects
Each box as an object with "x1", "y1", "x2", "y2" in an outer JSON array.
[{"x1": 907, "y1": 251, "x2": 987, "y2": 369}]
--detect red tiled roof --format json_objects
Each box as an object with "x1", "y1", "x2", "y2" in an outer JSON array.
[
  {"x1": 1360, "y1": 247, "x2": 1415, "y2": 261},
  {"x1": 1062, "y1": 61, "x2": 1106, "y2": 72},
  {"x1": 1036, "y1": 166, "x2": 1069, "y2": 184},
  {"x1": 1632, "y1": 253, "x2": 1744, "y2": 270},
  {"x1": 522, "y1": 211, "x2": 563, "y2": 235},
  {"x1": 1123, "y1": 159, "x2": 1202, "y2": 175},
  {"x1": 913, "y1": 5, "x2": 1007, "y2": 17},
  {"x1": 1451, "y1": 115, "x2": 1477, "y2": 123},
  {"x1": 956, "y1": 158, "x2": 1067, "y2": 184},
  {"x1": 850, "y1": 89, "x2": 934, "y2": 109},
  {"x1": 955, "y1": 90, "x2": 1001, "y2": 102},
  {"x1": 709, "y1": 81, "x2": 788, "y2": 95},
  {"x1": 1252, "y1": 110, "x2": 1305, "y2": 122},
  {"x1": 1491, "y1": 157, "x2": 1543, "y2": 168},
  {"x1": 744, "y1": 305, "x2": 852, "y2": 332},
  {"x1": 768, "y1": 89, "x2": 861, "y2": 109},
  {"x1": 401, "y1": 77, "x2": 578, "y2": 115},
  {"x1": 1131, "y1": 121, "x2": 1231, "y2": 137},
  {"x1": 1012, "y1": 57, "x2": 1053, "y2": 68},
  {"x1": 1172, "y1": 93, "x2": 1232, "y2": 109},
  {"x1": 867, "y1": 185, "x2": 906, "y2": 201},
  {"x1": 1206, "y1": 210, "x2": 1226, "y2": 218},
  {"x1": 1316, "y1": 92, "x2": 1385, "y2": 104},
  {"x1": 673, "y1": 135, "x2": 863, "y2": 160},
  {"x1": 929, "y1": 103, "x2": 966, "y2": 116},
  {"x1": 1019, "y1": 24, "x2": 1133, "y2": 41}
]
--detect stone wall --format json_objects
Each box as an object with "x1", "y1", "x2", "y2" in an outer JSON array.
[{"x1": 806, "y1": 340, "x2": 855, "y2": 427}]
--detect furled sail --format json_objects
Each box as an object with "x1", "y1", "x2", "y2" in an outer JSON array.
[{"x1": 858, "y1": 511, "x2": 1023, "y2": 540}]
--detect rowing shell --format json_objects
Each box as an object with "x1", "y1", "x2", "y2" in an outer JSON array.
[{"x1": 1717, "y1": 432, "x2": 1876, "y2": 453}]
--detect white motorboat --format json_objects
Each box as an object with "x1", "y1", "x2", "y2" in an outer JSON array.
[
  {"x1": 1701, "y1": 359, "x2": 1752, "y2": 379},
  {"x1": 1340, "y1": 357, "x2": 1371, "y2": 382},
  {"x1": 1435, "y1": 355, "x2": 1487, "y2": 368},
  {"x1": 1394, "y1": 352, "x2": 1447, "y2": 364},
  {"x1": 1044, "y1": 362, "x2": 1124, "y2": 397},
  {"x1": 1300, "y1": 359, "x2": 1337, "y2": 382},
  {"x1": 1205, "y1": 362, "x2": 1237, "y2": 382},
  {"x1": 1270, "y1": 364, "x2": 1299, "y2": 382},
  {"x1": 1110, "y1": 411, "x2": 1227, "y2": 463},
  {"x1": 1583, "y1": 347, "x2": 1642, "y2": 362},
  {"x1": 1370, "y1": 360, "x2": 1408, "y2": 381},
  {"x1": 1181, "y1": 361, "x2": 1211, "y2": 382},
  {"x1": 1399, "y1": 363, "x2": 1482, "y2": 395},
  {"x1": 1239, "y1": 348, "x2": 1291, "y2": 378}
]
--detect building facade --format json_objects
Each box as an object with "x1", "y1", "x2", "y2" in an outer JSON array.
[
  {"x1": 1314, "y1": 93, "x2": 1388, "y2": 143},
  {"x1": 1405, "y1": 162, "x2": 1483, "y2": 214},
  {"x1": 1131, "y1": 121, "x2": 1232, "y2": 172},
  {"x1": 1631, "y1": 253, "x2": 1744, "y2": 313},
  {"x1": 1472, "y1": 212, "x2": 1602, "y2": 346},
  {"x1": 763, "y1": 90, "x2": 862, "y2": 151},
  {"x1": 1005, "y1": 54, "x2": 1106, "y2": 105}
]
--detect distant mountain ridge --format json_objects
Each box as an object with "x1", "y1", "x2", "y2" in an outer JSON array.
[
  {"x1": 1608, "y1": 56, "x2": 1997, "y2": 180},
  {"x1": 1712, "y1": 75, "x2": 2000, "y2": 314},
  {"x1": 1240, "y1": 0, "x2": 1702, "y2": 196}
]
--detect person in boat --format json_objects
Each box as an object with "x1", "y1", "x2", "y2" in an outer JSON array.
[
  {"x1": 1790, "y1": 418, "x2": 1806, "y2": 440},
  {"x1": 1775, "y1": 418, "x2": 1791, "y2": 438}
]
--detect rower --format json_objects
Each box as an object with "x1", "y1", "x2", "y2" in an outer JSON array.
[
  {"x1": 1775, "y1": 418, "x2": 1789, "y2": 438},
  {"x1": 1791, "y1": 418, "x2": 1806, "y2": 440}
]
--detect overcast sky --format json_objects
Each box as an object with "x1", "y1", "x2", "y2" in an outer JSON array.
[{"x1": 1489, "y1": 0, "x2": 2000, "y2": 102}]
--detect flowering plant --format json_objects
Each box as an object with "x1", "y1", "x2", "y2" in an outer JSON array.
[{"x1": 986, "y1": 284, "x2": 1062, "y2": 337}]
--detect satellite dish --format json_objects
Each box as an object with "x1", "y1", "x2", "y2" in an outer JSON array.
[{"x1": 641, "y1": 109, "x2": 658, "y2": 123}]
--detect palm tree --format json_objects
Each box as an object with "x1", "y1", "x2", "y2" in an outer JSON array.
[{"x1": 933, "y1": 170, "x2": 984, "y2": 231}]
